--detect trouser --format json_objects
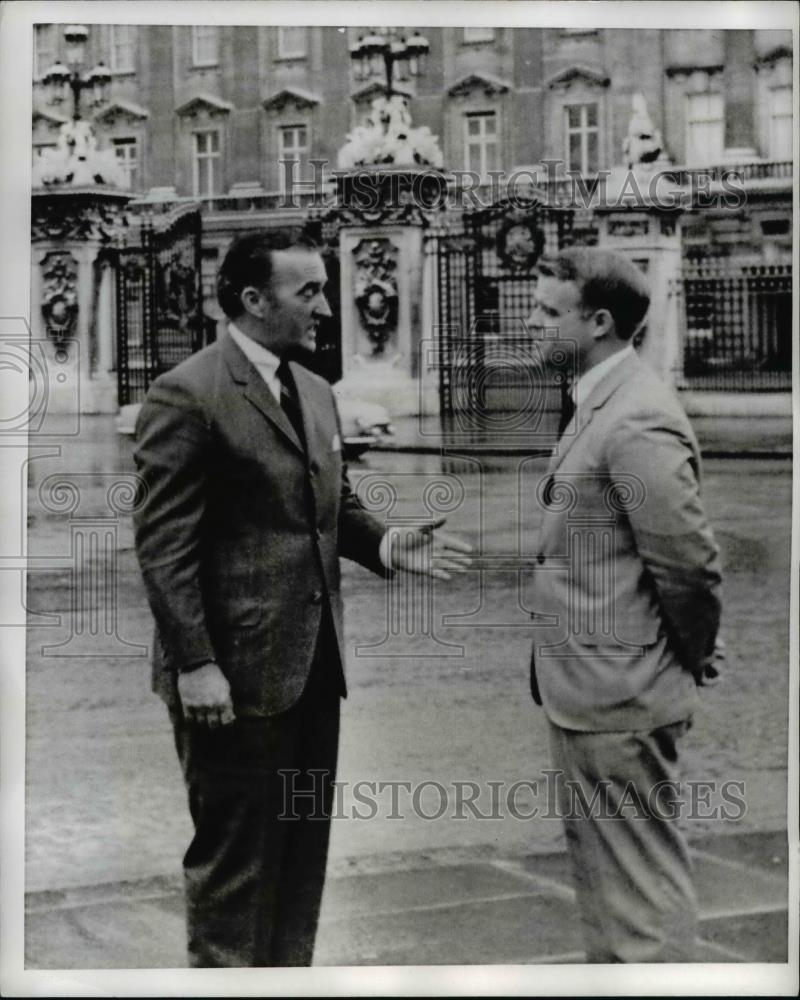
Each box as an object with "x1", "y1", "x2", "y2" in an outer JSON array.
[
  {"x1": 171, "y1": 631, "x2": 341, "y2": 967},
  {"x1": 547, "y1": 718, "x2": 697, "y2": 963}
]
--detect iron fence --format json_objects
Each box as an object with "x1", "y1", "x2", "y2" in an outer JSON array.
[{"x1": 676, "y1": 260, "x2": 792, "y2": 390}]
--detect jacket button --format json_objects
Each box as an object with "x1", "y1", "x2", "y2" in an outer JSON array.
[
  {"x1": 310, "y1": 590, "x2": 324, "y2": 605},
  {"x1": 537, "y1": 553, "x2": 545, "y2": 565}
]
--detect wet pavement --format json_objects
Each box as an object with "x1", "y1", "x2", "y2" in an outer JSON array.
[
  {"x1": 24, "y1": 829, "x2": 791, "y2": 968},
  {"x1": 18, "y1": 414, "x2": 796, "y2": 971}
]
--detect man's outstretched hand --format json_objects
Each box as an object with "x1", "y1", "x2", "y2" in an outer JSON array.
[
  {"x1": 388, "y1": 517, "x2": 473, "y2": 580},
  {"x1": 178, "y1": 661, "x2": 236, "y2": 727}
]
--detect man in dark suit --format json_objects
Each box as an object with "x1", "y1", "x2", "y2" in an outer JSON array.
[
  {"x1": 526, "y1": 248, "x2": 722, "y2": 962},
  {"x1": 133, "y1": 230, "x2": 470, "y2": 967}
]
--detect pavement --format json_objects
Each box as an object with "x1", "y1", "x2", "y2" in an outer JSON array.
[
  {"x1": 24, "y1": 829, "x2": 791, "y2": 968},
  {"x1": 372, "y1": 415, "x2": 793, "y2": 458},
  {"x1": 19, "y1": 411, "x2": 795, "y2": 974}
]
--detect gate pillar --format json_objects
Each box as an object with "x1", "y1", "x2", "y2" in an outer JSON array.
[
  {"x1": 31, "y1": 188, "x2": 132, "y2": 414},
  {"x1": 594, "y1": 167, "x2": 687, "y2": 385},
  {"x1": 322, "y1": 167, "x2": 445, "y2": 418}
]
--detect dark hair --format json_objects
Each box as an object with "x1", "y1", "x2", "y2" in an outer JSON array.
[
  {"x1": 536, "y1": 247, "x2": 650, "y2": 341},
  {"x1": 217, "y1": 229, "x2": 320, "y2": 319}
]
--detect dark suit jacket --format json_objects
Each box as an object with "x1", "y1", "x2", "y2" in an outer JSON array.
[
  {"x1": 133, "y1": 330, "x2": 387, "y2": 717},
  {"x1": 530, "y1": 350, "x2": 722, "y2": 732}
]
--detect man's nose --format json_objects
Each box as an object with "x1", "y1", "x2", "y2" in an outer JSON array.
[{"x1": 315, "y1": 293, "x2": 333, "y2": 319}]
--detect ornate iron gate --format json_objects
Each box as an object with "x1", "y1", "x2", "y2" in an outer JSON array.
[
  {"x1": 115, "y1": 207, "x2": 206, "y2": 405},
  {"x1": 436, "y1": 198, "x2": 575, "y2": 419}
]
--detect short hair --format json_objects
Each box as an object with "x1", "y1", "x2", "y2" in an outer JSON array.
[
  {"x1": 536, "y1": 247, "x2": 650, "y2": 341},
  {"x1": 217, "y1": 229, "x2": 320, "y2": 319}
]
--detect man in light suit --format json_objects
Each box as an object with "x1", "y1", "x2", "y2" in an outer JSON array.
[
  {"x1": 133, "y1": 230, "x2": 469, "y2": 967},
  {"x1": 526, "y1": 248, "x2": 722, "y2": 962}
]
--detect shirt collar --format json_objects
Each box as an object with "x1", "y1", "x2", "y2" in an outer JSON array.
[
  {"x1": 228, "y1": 322, "x2": 281, "y2": 377},
  {"x1": 572, "y1": 344, "x2": 634, "y2": 404}
]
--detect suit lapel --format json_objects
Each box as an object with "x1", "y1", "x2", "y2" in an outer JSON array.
[
  {"x1": 222, "y1": 331, "x2": 305, "y2": 456},
  {"x1": 548, "y1": 350, "x2": 641, "y2": 474},
  {"x1": 291, "y1": 362, "x2": 325, "y2": 473}
]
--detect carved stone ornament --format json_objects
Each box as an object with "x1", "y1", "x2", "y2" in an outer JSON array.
[
  {"x1": 41, "y1": 251, "x2": 79, "y2": 344},
  {"x1": 352, "y1": 238, "x2": 399, "y2": 356},
  {"x1": 327, "y1": 167, "x2": 446, "y2": 229},
  {"x1": 31, "y1": 191, "x2": 133, "y2": 243}
]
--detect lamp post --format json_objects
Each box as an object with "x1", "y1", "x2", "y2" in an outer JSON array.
[
  {"x1": 41, "y1": 25, "x2": 111, "y2": 120},
  {"x1": 349, "y1": 27, "x2": 429, "y2": 97}
]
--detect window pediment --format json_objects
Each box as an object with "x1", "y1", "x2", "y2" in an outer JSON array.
[
  {"x1": 32, "y1": 108, "x2": 69, "y2": 129},
  {"x1": 665, "y1": 63, "x2": 724, "y2": 80},
  {"x1": 262, "y1": 87, "x2": 321, "y2": 113},
  {"x1": 351, "y1": 81, "x2": 412, "y2": 105},
  {"x1": 175, "y1": 93, "x2": 233, "y2": 118},
  {"x1": 755, "y1": 45, "x2": 793, "y2": 69},
  {"x1": 93, "y1": 100, "x2": 149, "y2": 128},
  {"x1": 545, "y1": 65, "x2": 610, "y2": 90},
  {"x1": 447, "y1": 72, "x2": 511, "y2": 99}
]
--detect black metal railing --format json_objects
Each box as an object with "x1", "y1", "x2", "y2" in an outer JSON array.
[{"x1": 677, "y1": 260, "x2": 792, "y2": 390}]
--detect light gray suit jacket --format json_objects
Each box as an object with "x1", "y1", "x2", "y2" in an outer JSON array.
[{"x1": 530, "y1": 350, "x2": 722, "y2": 732}]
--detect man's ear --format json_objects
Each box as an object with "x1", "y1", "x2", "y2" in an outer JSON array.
[
  {"x1": 240, "y1": 285, "x2": 266, "y2": 319},
  {"x1": 591, "y1": 308, "x2": 615, "y2": 341}
]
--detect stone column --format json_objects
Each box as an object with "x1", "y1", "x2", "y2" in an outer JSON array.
[
  {"x1": 595, "y1": 170, "x2": 686, "y2": 384},
  {"x1": 31, "y1": 188, "x2": 132, "y2": 414},
  {"x1": 332, "y1": 167, "x2": 445, "y2": 417}
]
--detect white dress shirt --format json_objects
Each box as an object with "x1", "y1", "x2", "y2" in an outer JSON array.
[
  {"x1": 228, "y1": 322, "x2": 282, "y2": 403},
  {"x1": 227, "y1": 323, "x2": 395, "y2": 569},
  {"x1": 572, "y1": 344, "x2": 634, "y2": 406}
]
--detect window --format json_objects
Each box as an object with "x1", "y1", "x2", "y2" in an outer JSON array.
[
  {"x1": 193, "y1": 130, "x2": 221, "y2": 196},
  {"x1": 685, "y1": 92, "x2": 723, "y2": 165},
  {"x1": 564, "y1": 103, "x2": 599, "y2": 174},
  {"x1": 201, "y1": 248, "x2": 220, "y2": 303},
  {"x1": 278, "y1": 124, "x2": 309, "y2": 192},
  {"x1": 34, "y1": 24, "x2": 55, "y2": 78},
  {"x1": 464, "y1": 112, "x2": 498, "y2": 176},
  {"x1": 769, "y1": 86, "x2": 792, "y2": 160},
  {"x1": 277, "y1": 26, "x2": 307, "y2": 58},
  {"x1": 112, "y1": 137, "x2": 139, "y2": 190},
  {"x1": 192, "y1": 26, "x2": 219, "y2": 67},
  {"x1": 462, "y1": 27, "x2": 495, "y2": 43},
  {"x1": 110, "y1": 25, "x2": 137, "y2": 73}
]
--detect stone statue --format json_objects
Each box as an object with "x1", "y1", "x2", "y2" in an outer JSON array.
[
  {"x1": 33, "y1": 119, "x2": 126, "y2": 188},
  {"x1": 622, "y1": 93, "x2": 666, "y2": 169},
  {"x1": 338, "y1": 94, "x2": 443, "y2": 169}
]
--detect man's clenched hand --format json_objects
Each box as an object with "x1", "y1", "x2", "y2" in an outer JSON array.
[{"x1": 178, "y1": 661, "x2": 236, "y2": 727}]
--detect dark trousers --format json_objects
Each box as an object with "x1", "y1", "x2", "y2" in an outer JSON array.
[
  {"x1": 548, "y1": 719, "x2": 697, "y2": 963},
  {"x1": 171, "y1": 628, "x2": 341, "y2": 967}
]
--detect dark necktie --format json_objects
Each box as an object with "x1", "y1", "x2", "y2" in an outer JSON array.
[
  {"x1": 557, "y1": 380, "x2": 576, "y2": 438},
  {"x1": 276, "y1": 359, "x2": 306, "y2": 448}
]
